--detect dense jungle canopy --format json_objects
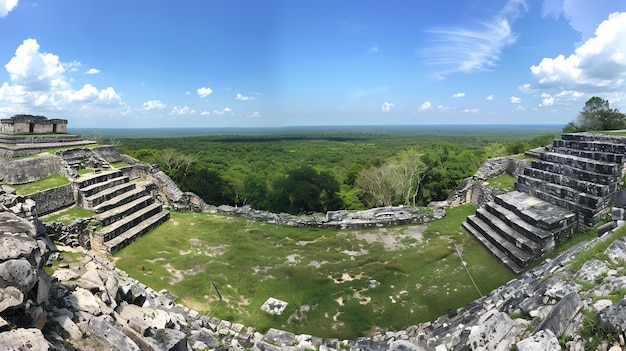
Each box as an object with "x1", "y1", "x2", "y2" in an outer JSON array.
[{"x1": 115, "y1": 126, "x2": 559, "y2": 214}]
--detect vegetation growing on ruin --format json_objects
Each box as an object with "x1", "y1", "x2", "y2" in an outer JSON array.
[
  {"x1": 114, "y1": 205, "x2": 515, "y2": 339},
  {"x1": 115, "y1": 126, "x2": 559, "y2": 214},
  {"x1": 485, "y1": 173, "x2": 517, "y2": 192},
  {"x1": 41, "y1": 205, "x2": 95, "y2": 225},
  {"x1": 8, "y1": 173, "x2": 70, "y2": 195}
]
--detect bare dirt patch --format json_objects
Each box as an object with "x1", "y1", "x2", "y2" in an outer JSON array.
[{"x1": 348, "y1": 224, "x2": 426, "y2": 251}]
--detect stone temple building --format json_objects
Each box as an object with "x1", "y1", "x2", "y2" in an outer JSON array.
[{"x1": 1, "y1": 114, "x2": 68, "y2": 134}]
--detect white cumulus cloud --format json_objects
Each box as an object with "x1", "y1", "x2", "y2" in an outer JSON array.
[
  {"x1": 171, "y1": 106, "x2": 196, "y2": 115},
  {"x1": 381, "y1": 102, "x2": 394, "y2": 112},
  {"x1": 530, "y1": 12, "x2": 626, "y2": 92},
  {"x1": 197, "y1": 87, "x2": 213, "y2": 98},
  {"x1": 142, "y1": 100, "x2": 166, "y2": 110},
  {"x1": 418, "y1": 102, "x2": 433, "y2": 111},
  {"x1": 85, "y1": 68, "x2": 100, "y2": 75},
  {"x1": 213, "y1": 107, "x2": 232, "y2": 115},
  {"x1": 5, "y1": 38, "x2": 65, "y2": 91},
  {"x1": 246, "y1": 111, "x2": 261, "y2": 118},
  {"x1": 0, "y1": 0, "x2": 18, "y2": 17},
  {"x1": 487, "y1": 94, "x2": 494, "y2": 101},
  {"x1": 235, "y1": 93, "x2": 255, "y2": 101},
  {"x1": 510, "y1": 96, "x2": 522, "y2": 103},
  {"x1": 452, "y1": 93, "x2": 465, "y2": 98}
]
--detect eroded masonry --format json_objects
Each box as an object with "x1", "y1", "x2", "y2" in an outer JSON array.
[{"x1": 464, "y1": 132, "x2": 626, "y2": 273}]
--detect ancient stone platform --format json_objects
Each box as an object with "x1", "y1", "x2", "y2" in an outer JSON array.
[
  {"x1": 74, "y1": 169, "x2": 170, "y2": 254},
  {"x1": 465, "y1": 132, "x2": 626, "y2": 273}
]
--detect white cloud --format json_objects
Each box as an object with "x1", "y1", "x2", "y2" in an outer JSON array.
[
  {"x1": 197, "y1": 87, "x2": 213, "y2": 98},
  {"x1": 530, "y1": 12, "x2": 626, "y2": 93},
  {"x1": 462, "y1": 108, "x2": 480, "y2": 113},
  {"x1": 0, "y1": 0, "x2": 18, "y2": 17},
  {"x1": 5, "y1": 38, "x2": 65, "y2": 91},
  {"x1": 542, "y1": 0, "x2": 626, "y2": 40},
  {"x1": 437, "y1": 105, "x2": 452, "y2": 111},
  {"x1": 171, "y1": 105, "x2": 195, "y2": 115},
  {"x1": 212, "y1": 107, "x2": 232, "y2": 115},
  {"x1": 235, "y1": 93, "x2": 255, "y2": 101},
  {"x1": 540, "y1": 93, "x2": 555, "y2": 106},
  {"x1": 85, "y1": 68, "x2": 100, "y2": 75},
  {"x1": 418, "y1": 101, "x2": 433, "y2": 111},
  {"x1": 510, "y1": 96, "x2": 522, "y2": 103},
  {"x1": 246, "y1": 111, "x2": 261, "y2": 118},
  {"x1": 422, "y1": 0, "x2": 528, "y2": 77},
  {"x1": 0, "y1": 38, "x2": 127, "y2": 118},
  {"x1": 381, "y1": 101, "x2": 394, "y2": 112},
  {"x1": 486, "y1": 94, "x2": 494, "y2": 101},
  {"x1": 518, "y1": 83, "x2": 536, "y2": 94},
  {"x1": 142, "y1": 100, "x2": 166, "y2": 110},
  {"x1": 201, "y1": 111, "x2": 211, "y2": 116},
  {"x1": 516, "y1": 105, "x2": 525, "y2": 111},
  {"x1": 452, "y1": 92, "x2": 465, "y2": 98}
]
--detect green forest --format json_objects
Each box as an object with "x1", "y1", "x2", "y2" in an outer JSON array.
[{"x1": 115, "y1": 126, "x2": 560, "y2": 214}]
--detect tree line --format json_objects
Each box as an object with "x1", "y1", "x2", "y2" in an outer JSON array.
[{"x1": 114, "y1": 127, "x2": 559, "y2": 215}]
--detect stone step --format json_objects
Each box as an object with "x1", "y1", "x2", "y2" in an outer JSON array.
[
  {"x1": 522, "y1": 168, "x2": 616, "y2": 197},
  {"x1": 79, "y1": 175, "x2": 130, "y2": 198},
  {"x1": 483, "y1": 202, "x2": 553, "y2": 246},
  {"x1": 494, "y1": 191, "x2": 577, "y2": 232},
  {"x1": 530, "y1": 159, "x2": 617, "y2": 185},
  {"x1": 98, "y1": 202, "x2": 164, "y2": 243},
  {"x1": 517, "y1": 175, "x2": 604, "y2": 210},
  {"x1": 463, "y1": 217, "x2": 525, "y2": 274},
  {"x1": 515, "y1": 183, "x2": 603, "y2": 228},
  {"x1": 475, "y1": 208, "x2": 543, "y2": 255},
  {"x1": 103, "y1": 209, "x2": 170, "y2": 254},
  {"x1": 536, "y1": 151, "x2": 621, "y2": 176},
  {"x1": 561, "y1": 133, "x2": 626, "y2": 146},
  {"x1": 74, "y1": 170, "x2": 124, "y2": 189},
  {"x1": 549, "y1": 144, "x2": 624, "y2": 163},
  {"x1": 94, "y1": 195, "x2": 155, "y2": 227},
  {"x1": 93, "y1": 187, "x2": 149, "y2": 214},
  {"x1": 81, "y1": 182, "x2": 137, "y2": 210}
]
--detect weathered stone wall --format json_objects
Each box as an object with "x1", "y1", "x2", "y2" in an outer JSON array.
[
  {"x1": 445, "y1": 156, "x2": 528, "y2": 207},
  {"x1": 27, "y1": 184, "x2": 75, "y2": 216},
  {"x1": 92, "y1": 145, "x2": 124, "y2": 163},
  {"x1": 0, "y1": 154, "x2": 71, "y2": 184},
  {"x1": 120, "y1": 164, "x2": 209, "y2": 211}
]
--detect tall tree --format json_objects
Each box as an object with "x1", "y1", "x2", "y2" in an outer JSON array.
[{"x1": 563, "y1": 96, "x2": 626, "y2": 132}]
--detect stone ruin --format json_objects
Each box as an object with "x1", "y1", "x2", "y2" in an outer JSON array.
[
  {"x1": 0, "y1": 114, "x2": 96, "y2": 158},
  {"x1": 463, "y1": 132, "x2": 626, "y2": 273}
]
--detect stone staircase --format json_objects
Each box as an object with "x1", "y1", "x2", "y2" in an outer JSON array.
[
  {"x1": 73, "y1": 169, "x2": 170, "y2": 254},
  {"x1": 464, "y1": 133, "x2": 626, "y2": 273}
]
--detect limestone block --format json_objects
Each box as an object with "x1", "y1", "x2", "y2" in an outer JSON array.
[
  {"x1": 516, "y1": 329, "x2": 560, "y2": 351},
  {"x1": 573, "y1": 259, "x2": 608, "y2": 282},
  {"x1": 54, "y1": 315, "x2": 83, "y2": 340},
  {"x1": 65, "y1": 287, "x2": 102, "y2": 316},
  {"x1": 36, "y1": 269, "x2": 51, "y2": 304},
  {"x1": 605, "y1": 237, "x2": 626, "y2": 263},
  {"x1": 88, "y1": 315, "x2": 141, "y2": 351},
  {"x1": 0, "y1": 286, "x2": 23, "y2": 312},
  {"x1": 466, "y1": 312, "x2": 514, "y2": 351},
  {"x1": 598, "y1": 298, "x2": 626, "y2": 332},
  {"x1": 611, "y1": 207, "x2": 625, "y2": 221},
  {"x1": 594, "y1": 299, "x2": 613, "y2": 312},
  {"x1": 189, "y1": 327, "x2": 220, "y2": 349},
  {"x1": 264, "y1": 328, "x2": 296, "y2": 346},
  {"x1": 79, "y1": 268, "x2": 104, "y2": 291},
  {"x1": 0, "y1": 232, "x2": 37, "y2": 261},
  {"x1": 0, "y1": 258, "x2": 37, "y2": 293},
  {"x1": 534, "y1": 292, "x2": 582, "y2": 338},
  {"x1": 388, "y1": 340, "x2": 426, "y2": 351},
  {"x1": 118, "y1": 304, "x2": 170, "y2": 330},
  {"x1": 145, "y1": 328, "x2": 188, "y2": 351},
  {"x1": 0, "y1": 328, "x2": 50, "y2": 351}
]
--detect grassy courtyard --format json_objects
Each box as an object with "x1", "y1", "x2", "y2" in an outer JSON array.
[{"x1": 114, "y1": 205, "x2": 514, "y2": 339}]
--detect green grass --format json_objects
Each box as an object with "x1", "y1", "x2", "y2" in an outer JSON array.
[
  {"x1": 485, "y1": 173, "x2": 517, "y2": 192},
  {"x1": 111, "y1": 162, "x2": 130, "y2": 168},
  {"x1": 114, "y1": 204, "x2": 515, "y2": 339},
  {"x1": 41, "y1": 206, "x2": 95, "y2": 224},
  {"x1": 8, "y1": 173, "x2": 70, "y2": 195}
]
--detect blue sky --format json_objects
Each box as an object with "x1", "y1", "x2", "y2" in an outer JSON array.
[{"x1": 1, "y1": 0, "x2": 626, "y2": 128}]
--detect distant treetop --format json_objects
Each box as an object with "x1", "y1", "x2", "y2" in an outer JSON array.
[{"x1": 563, "y1": 96, "x2": 626, "y2": 133}]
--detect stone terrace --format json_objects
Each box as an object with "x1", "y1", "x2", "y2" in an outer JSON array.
[
  {"x1": 73, "y1": 169, "x2": 170, "y2": 254},
  {"x1": 464, "y1": 132, "x2": 626, "y2": 273}
]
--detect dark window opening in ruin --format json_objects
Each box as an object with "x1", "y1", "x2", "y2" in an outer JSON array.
[
  {"x1": 29, "y1": 123, "x2": 34, "y2": 133},
  {"x1": 52, "y1": 124, "x2": 57, "y2": 133}
]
